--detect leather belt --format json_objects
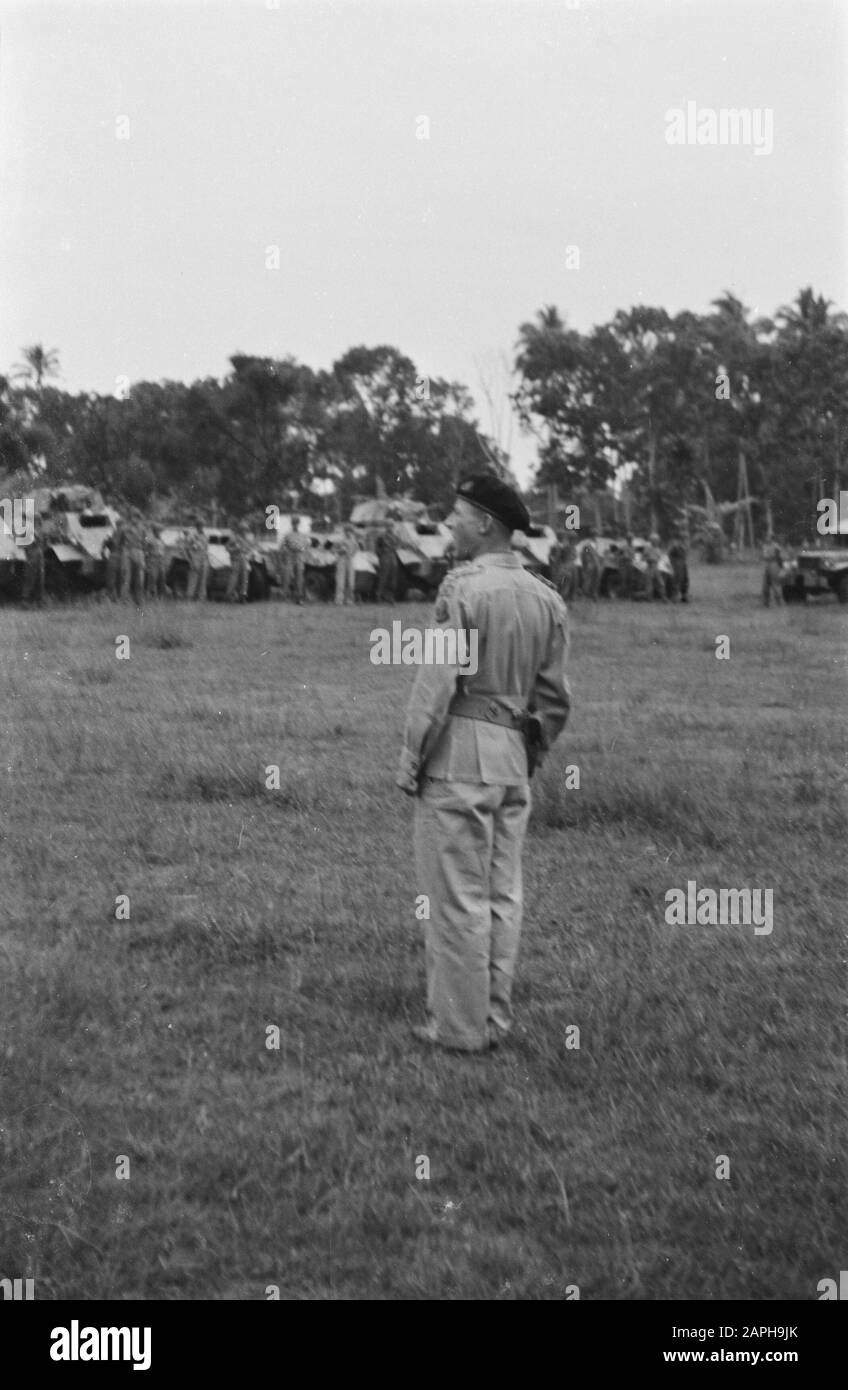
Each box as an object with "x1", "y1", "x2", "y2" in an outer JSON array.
[{"x1": 448, "y1": 692, "x2": 526, "y2": 728}]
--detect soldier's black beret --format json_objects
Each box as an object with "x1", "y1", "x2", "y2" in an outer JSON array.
[{"x1": 456, "y1": 474, "x2": 530, "y2": 534}]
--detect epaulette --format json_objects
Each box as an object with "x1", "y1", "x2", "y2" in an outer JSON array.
[
  {"x1": 433, "y1": 561, "x2": 483, "y2": 620},
  {"x1": 437, "y1": 560, "x2": 483, "y2": 595}
]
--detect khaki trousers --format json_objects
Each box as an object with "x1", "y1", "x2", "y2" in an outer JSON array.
[
  {"x1": 186, "y1": 558, "x2": 208, "y2": 600},
  {"x1": 414, "y1": 777, "x2": 531, "y2": 1051},
  {"x1": 335, "y1": 555, "x2": 355, "y2": 603},
  {"x1": 121, "y1": 549, "x2": 146, "y2": 606}
]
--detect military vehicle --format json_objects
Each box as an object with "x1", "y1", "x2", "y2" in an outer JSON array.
[
  {"x1": 300, "y1": 524, "x2": 442, "y2": 603},
  {"x1": 349, "y1": 498, "x2": 452, "y2": 600},
  {"x1": 302, "y1": 533, "x2": 339, "y2": 601},
  {"x1": 0, "y1": 524, "x2": 26, "y2": 598},
  {"x1": 33, "y1": 485, "x2": 120, "y2": 595},
  {"x1": 782, "y1": 537, "x2": 848, "y2": 603},
  {"x1": 391, "y1": 518, "x2": 453, "y2": 599}
]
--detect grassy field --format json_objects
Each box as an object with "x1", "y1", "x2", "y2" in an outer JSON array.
[{"x1": 1, "y1": 565, "x2": 845, "y2": 1301}]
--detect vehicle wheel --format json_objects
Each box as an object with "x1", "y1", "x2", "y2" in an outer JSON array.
[
  {"x1": 304, "y1": 568, "x2": 328, "y2": 601},
  {"x1": 836, "y1": 573, "x2": 848, "y2": 604},
  {"x1": 45, "y1": 553, "x2": 71, "y2": 598},
  {"x1": 168, "y1": 559, "x2": 189, "y2": 598},
  {"x1": 248, "y1": 565, "x2": 269, "y2": 601}
]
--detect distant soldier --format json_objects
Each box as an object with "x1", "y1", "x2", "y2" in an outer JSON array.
[
  {"x1": 185, "y1": 520, "x2": 209, "y2": 601},
  {"x1": 334, "y1": 524, "x2": 358, "y2": 605},
  {"x1": 668, "y1": 532, "x2": 689, "y2": 602},
  {"x1": 761, "y1": 534, "x2": 784, "y2": 607},
  {"x1": 550, "y1": 532, "x2": 576, "y2": 600},
  {"x1": 644, "y1": 532, "x2": 668, "y2": 601},
  {"x1": 375, "y1": 524, "x2": 399, "y2": 603},
  {"x1": 103, "y1": 521, "x2": 124, "y2": 601},
  {"x1": 619, "y1": 534, "x2": 636, "y2": 599},
  {"x1": 225, "y1": 522, "x2": 250, "y2": 603},
  {"x1": 281, "y1": 515, "x2": 309, "y2": 604},
  {"x1": 145, "y1": 525, "x2": 167, "y2": 599},
  {"x1": 121, "y1": 509, "x2": 147, "y2": 606},
  {"x1": 580, "y1": 536, "x2": 600, "y2": 600},
  {"x1": 21, "y1": 515, "x2": 46, "y2": 606}
]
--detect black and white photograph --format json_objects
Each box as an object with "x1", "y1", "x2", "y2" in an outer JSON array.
[{"x1": 1, "y1": 0, "x2": 845, "y2": 1334}]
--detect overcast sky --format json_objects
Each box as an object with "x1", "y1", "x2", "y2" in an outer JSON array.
[{"x1": 1, "y1": 0, "x2": 844, "y2": 484}]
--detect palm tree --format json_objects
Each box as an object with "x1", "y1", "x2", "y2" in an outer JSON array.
[
  {"x1": 12, "y1": 344, "x2": 60, "y2": 391},
  {"x1": 776, "y1": 287, "x2": 848, "y2": 336}
]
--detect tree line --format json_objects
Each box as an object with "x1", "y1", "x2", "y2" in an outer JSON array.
[
  {"x1": 514, "y1": 288, "x2": 848, "y2": 544},
  {"x1": 0, "y1": 345, "x2": 498, "y2": 522},
  {"x1": 2, "y1": 287, "x2": 845, "y2": 542}
]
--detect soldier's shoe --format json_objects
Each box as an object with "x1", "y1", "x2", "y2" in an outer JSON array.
[{"x1": 410, "y1": 1023, "x2": 492, "y2": 1054}]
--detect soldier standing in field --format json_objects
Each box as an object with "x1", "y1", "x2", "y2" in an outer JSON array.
[
  {"x1": 619, "y1": 534, "x2": 636, "y2": 599},
  {"x1": 396, "y1": 474, "x2": 571, "y2": 1054},
  {"x1": 334, "y1": 523, "x2": 358, "y2": 605},
  {"x1": 104, "y1": 517, "x2": 126, "y2": 600},
  {"x1": 144, "y1": 525, "x2": 167, "y2": 599},
  {"x1": 21, "y1": 515, "x2": 46, "y2": 606},
  {"x1": 375, "y1": 524, "x2": 399, "y2": 603},
  {"x1": 668, "y1": 530, "x2": 689, "y2": 602},
  {"x1": 225, "y1": 522, "x2": 250, "y2": 603},
  {"x1": 553, "y1": 532, "x2": 577, "y2": 600},
  {"x1": 121, "y1": 509, "x2": 147, "y2": 606},
  {"x1": 761, "y1": 533, "x2": 784, "y2": 607},
  {"x1": 580, "y1": 535, "x2": 600, "y2": 600},
  {"x1": 644, "y1": 532, "x2": 668, "y2": 601},
  {"x1": 185, "y1": 520, "x2": 209, "y2": 601},
  {"x1": 282, "y1": 515, "x2": 309, "y2": 604}
]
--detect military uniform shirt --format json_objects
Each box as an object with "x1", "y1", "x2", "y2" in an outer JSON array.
[{"x1": 399, "y1": 551, "x2": 571, "y2": 786}]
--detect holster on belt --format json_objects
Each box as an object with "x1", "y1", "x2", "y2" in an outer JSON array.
[{"x1": 448, "y1": 692, "x2": 546, "y2": 778}]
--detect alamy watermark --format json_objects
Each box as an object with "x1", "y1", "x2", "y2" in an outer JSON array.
[
  {"x1": 370, "y1": 622, "x2": 478, "y2": 675},
  {"x1": 665, "y1": 880, "x2": 773, "y2": 935},
  {"x1": 1, "y1": 1275, "x2": 34, "y2": 1300},
  {"x1": 0, "y1": 496, "x2": 34, "y2": 546},
  {"x1": 817, "y1": 491, "x2": 848, "y2": 535},
  {"x1": 50, "y1": 1321, "x2": 151, "y2": 1371},
  {"x1": 665, "y1": 103, "x2": 773, "y2": 156}
]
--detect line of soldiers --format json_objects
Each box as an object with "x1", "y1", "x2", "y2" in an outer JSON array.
[
  {"x1": 102, "y1": 514, "x2": 251, "y2": 604},
  {"x1": 548, "y1": 534, "x2": 599, "y2": 600},
  {"x1": 547, "y1": 530, "x2": 690, "y2": 602},
  {"x1": 274, "y1": 516, "x2": 401, "y2": 605},
  {"x1": 103, "y1": 511, "x2": 175, "y2": 604}
]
